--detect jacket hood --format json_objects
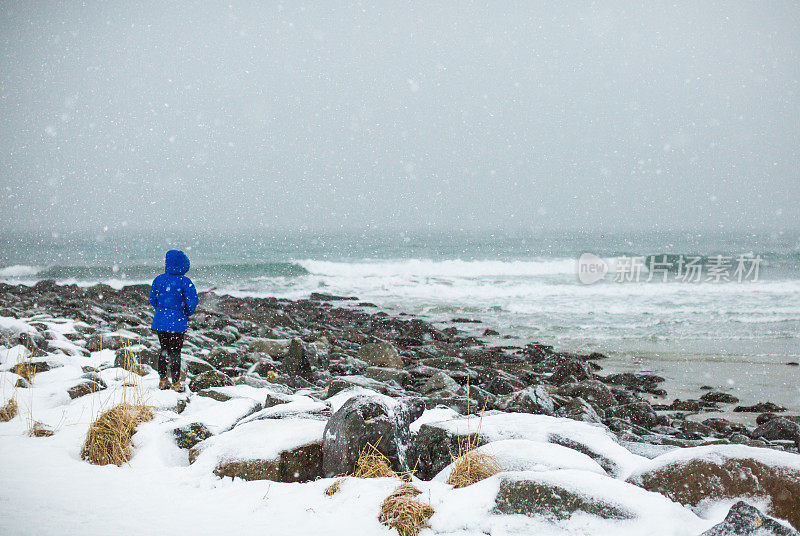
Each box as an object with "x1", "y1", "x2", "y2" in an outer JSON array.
[{"x1": 165, "y1": 250, "x2": 190, "y2": 275}]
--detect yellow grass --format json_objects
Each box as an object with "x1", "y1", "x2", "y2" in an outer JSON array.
[
  {"x1": 379, "y1": 482, "x2": 435, "y2": 536},
  {"x1": 353, "y1": 440, "x2": 398, "y2": 479},
  {"x1": 81, "y1": 403, "x2": 154, "y2": 466},
  {"x1": 445, "y1": 446, "x2": 501, "y2": 488},
  {"x1": 0, "y1": 397, "x2": 18, "y2": 422}
]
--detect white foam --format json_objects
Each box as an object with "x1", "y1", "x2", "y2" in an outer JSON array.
[{"x1": 0, "y1": 265, "x2": 42, "y2": 277}]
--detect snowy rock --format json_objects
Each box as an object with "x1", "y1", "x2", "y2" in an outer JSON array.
[
  {"x1": 497, "y1": 386, "x2": 555, "y2": 415},
  {"x1": 556, "y1": 380, "x2": 618, "y2": 409},
  {"x1": 700, "y1": 391, "x2": 740, "y2": 404},
  {"x1": 627, "y1": 444, "x2": 800, "y2": 530},
  {"x1": 86, "y1": 332, "x2": 140, "y2": 351},
  {"x1": 189, "y1": 370, "x2": 233, "y2": 391},
  {"x1": 205, "y1": 347, "x2": 244, "y2": 369},
  {"x1": 238, "y1": 398, "x2": 332, "y2": 423},
  {"x1": 700, "y1": 501, "x2": 799, "y2": 536},
  {"x1": 422, "y1": 371, "x2": 460, "y2": 395},
  {"x1": 247, "y1": 338, "x2": 291, "y2": 357},
  {"x1": 67, "y1": 380, "x2": 105, "y2": 399},
  {"x1": 179, "y1": 396, "x2": 263, "y2": 434},
  {"x1": 183, "y1": 355, "x2": 215, "y2": 376},
  {"x1": 322, "y1": 394, "x2": 416, "y2": 477},
  {"x1": 548, "y1": 359, "x2": 592, "y2": 385},
  {"x1": 10, "y1": 360, "x2": 55, "y2": 381},
  {"x1": 605, "y1": 402, "x2": 660, "y2": 429},
  {"x1": 283, "y1": 338, "x2": 323, "y2": 380},
  {"x1": 173, "y1": 423, "x2": 213, "y2": 450},
  {"x1": 415, "y1": 412, "x2": 645, "y2": 480},
  {"x1": 326, "y1": 375, "x2": 406, "y2": 398},
  {"x1": 355, "y1": 341, "x2": 403, "y2": 368},
  {"x1": 492, "y1": 469, "x2": 699, "y2": 524},
  {"x1": 365, "y1": 366, "x2": 411, "y2": 387},
  {"x1": 750, "y1": 418, "x2": 800, "y2": 449},
  {"x1": 193, "y1": 418, "x2": 326, "y2": 483},
  {"x1": 433, "y1": 439, "x2": 606, "y2": 482},
  {"x1": 555, "y1": 397, "x2": 604, "y2": 424},
  {"x1": 114, "y1": 345, "x2": 157, "y2": 371},
  {"x1": 494, "y1": 472, "x2": 634, "y2": 519}
]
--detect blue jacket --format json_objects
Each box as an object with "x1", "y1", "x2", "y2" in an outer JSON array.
[{"x1": 149, "y1": 250, "x2": 199, "y2": 333}]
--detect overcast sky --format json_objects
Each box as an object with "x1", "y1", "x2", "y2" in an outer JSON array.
[{"x1": 1, "y1": 1, "x2": 798, "y2": 234}]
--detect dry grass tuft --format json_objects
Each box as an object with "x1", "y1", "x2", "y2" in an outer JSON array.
[
  {"x1": 379, "y1": 482, "x2": 435, "y2": 536},
  {"x1": 353, "y1": 440, "x2": 398, "y2": 479},
  {"x1": 324, "y1": 477, "x2": 345, "y2": 496},
  {"x1": 0, "y1": 398, "x2": 18, "y2": 422},
  {"x1": 265, "y1": 370, "x2": 279, "y2": 382},
  {"x1": 81, "y1": 403, "x2": 154, "y2": 466},
  {"x1": 445, "y1": 447, "x2": 500, "y2": 488},
  {"x1": 29, "y1": 421, "x2": 54, "y2": 437}
]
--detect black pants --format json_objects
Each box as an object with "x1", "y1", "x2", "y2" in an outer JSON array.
[{"x1": 155, "y1": 330, "x2": 184, "y2": 382}]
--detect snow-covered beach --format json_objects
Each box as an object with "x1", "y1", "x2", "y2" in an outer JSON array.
[{"x1": 1, "y1": 282, "x2": 799, "y2": 535}]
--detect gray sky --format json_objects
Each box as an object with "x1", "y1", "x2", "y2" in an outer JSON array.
[{"x1": 1, "y1": 1, "x2": 798, "y2": 234}]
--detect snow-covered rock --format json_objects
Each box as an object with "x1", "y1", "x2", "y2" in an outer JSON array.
[
  {"x1": 191, "y1": 418, "x2": 327, "y2": 482},
  {"x1": 415, "y1": 412, "x2": 646, "y2": 479},
  {"x1": 627, "y1": 444, "x2": 800, "y2": 531},
  {"x1": 433, "y1": 439, "x2": 606, "y2": 482},
  {"x1": 322, "y1": 393, "x2": 419, "y2": 477}
]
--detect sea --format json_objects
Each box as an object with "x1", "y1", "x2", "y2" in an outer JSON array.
[{"x1": 1, "y1": 229, "x2": 798, "y2": 416}]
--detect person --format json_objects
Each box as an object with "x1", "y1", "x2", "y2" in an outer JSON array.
[{"x1": 149, "y1": 250, "x2": 198, "y2": 392}]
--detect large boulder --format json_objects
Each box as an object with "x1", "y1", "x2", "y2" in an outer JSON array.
[
  {"x1": 701, "y1": 501, "x2": 799, "y2": 536},
  {"x1": 322, "y1": 394, "x2": 417, "y2": 477},
  {"x1": 627, "y1": 445, "x2": 800, "y2": 530},
  {"x1": 356, "y1": 342, "x2": 403, "y2": 368},
  {"x1": 492, "y1": 470, "x2": 701, "y2": 526},
  {"x1": 213, "y1": 443, "x2": 323, "y2": 482},
  {"x1": 494, "y1": 472, "x2": 633, "y2": 520},
  {"x1": 414, "y1": 412, "x2": 645, "y2": 480},
  {"x1": 191, "y1": 418, "x2": 326, "y2": 483}
]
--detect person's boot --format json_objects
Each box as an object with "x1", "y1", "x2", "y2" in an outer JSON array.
[
  {"x1": 172, "y1": 380, "x2": 185, "y2": 393},
  {"x1": 159, "y1": 377, "x2": 171, "y2": 390}
]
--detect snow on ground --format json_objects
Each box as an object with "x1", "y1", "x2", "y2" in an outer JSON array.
[{"x1": 0, "y1": 315, "x2": 751, "y2": 536}]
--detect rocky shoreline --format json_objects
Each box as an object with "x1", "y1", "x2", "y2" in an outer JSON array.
[
  {"x1": 2, "y1": 279, "x2": 797, "y2": 455},
  {"x1": 2, "y1": 280, "x2": 800, "y2": 534}
]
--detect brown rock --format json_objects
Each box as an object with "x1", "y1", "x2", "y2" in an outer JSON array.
[
  {"x1": 68, "y1": 380, "x2": 105, "y2": 399},
  {"x1": 213, "y1": 442, "x2": 322, "y2": 482},
  {"x1": 356, "y1": 342, "x2": 403, "y2": 368},
  {"x1": 628, "y1": 447, "x2": 800, "y2": 530}
]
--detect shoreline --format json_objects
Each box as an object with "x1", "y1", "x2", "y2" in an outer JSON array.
[
  {"x1": 2, "y1": 279, "x2": 800, "y2": 534},
  {"x1": 1, "y1": 279, "x2": 797, "y2": 453}
]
